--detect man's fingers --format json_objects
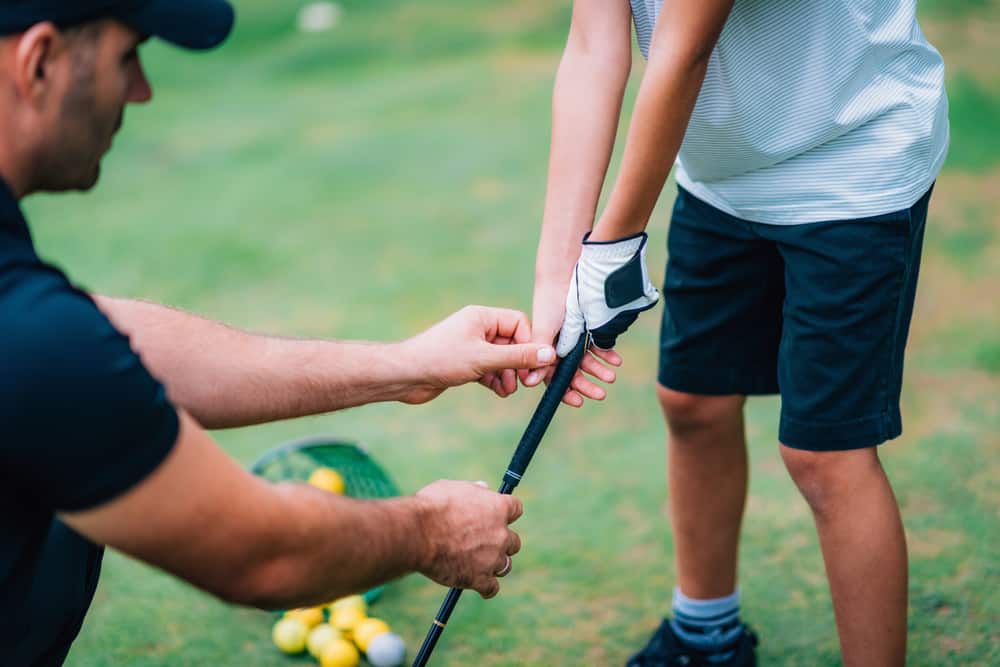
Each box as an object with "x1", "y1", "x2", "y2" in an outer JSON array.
[
  {"x1": 483, "y1": 342, "x2": 556, "y2": 372},
  {"x1": 500, "y1": 368, "x2": 518, "y2": 396},
  {"x1": 479, "y1": 307, "x2": 534, "y2": 345},
  {"x1": 506, "y1": 530, "x2": 522, "y2": 556},
  {"x1": 504, "y1": 496, "x2": 524, "y2": 525},
  {"x1": 478, "y1": 578, "x2": 500, "y2": 599},
  {"x1": 505, "y1": 495, "x2": 524, "y2": 523}
]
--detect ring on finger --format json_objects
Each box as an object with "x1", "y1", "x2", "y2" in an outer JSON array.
[{"x1": 495, "y1": 555, "x2": 512, "y2": 577}]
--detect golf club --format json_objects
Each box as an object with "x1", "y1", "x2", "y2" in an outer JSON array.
[{"x1": 411, "y1": 332, "x2": 590, "y2": 667}]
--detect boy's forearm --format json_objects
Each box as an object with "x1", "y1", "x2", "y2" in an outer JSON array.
[
  {"x1": 589, "y1": 54, "x2": 712, "y2": 241},
  {"x1": 94, "y1": 296, "x2": 414, "y2": 428},
  {"x1": 590, "y1": 0, "x2": 734, "y2": 242},
  {"x1": 537, "y1": 41, "x2": 631, "y2": 287}
]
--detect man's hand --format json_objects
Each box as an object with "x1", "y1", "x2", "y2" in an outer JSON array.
[
  {"x1": 395, "y1": 306, "x2": 556, "y2": 404},
  {"x1": 415, "y1": 480, "x2": 523, "y2": 599},
  {"x1": 558, "y1": 232, "x2": 659, "y2": 356}
]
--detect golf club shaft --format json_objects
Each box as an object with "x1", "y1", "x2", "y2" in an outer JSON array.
[{"x1": 412, "y1": 334, "x2": 589, "y2": 667}]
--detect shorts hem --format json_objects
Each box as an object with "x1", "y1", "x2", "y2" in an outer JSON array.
[
  {"x1": 658, "y1": 365, "x2": 779, "y2": 396},
  {"x1": 779, "y1": 409, "x2": 902, "y2": 451}
]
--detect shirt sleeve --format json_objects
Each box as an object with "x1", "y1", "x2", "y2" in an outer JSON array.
[{"x1": 2, "y1": 273, "x2": 180, "y2": 512}]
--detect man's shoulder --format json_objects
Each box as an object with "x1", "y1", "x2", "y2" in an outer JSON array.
[{"x1": 1, "y1": 260, "x2": 111, "y2": 366}]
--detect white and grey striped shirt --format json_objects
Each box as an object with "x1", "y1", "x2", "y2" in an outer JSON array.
[{"x1": 629, "y1": 0, "x2": 949, "y2": 224}]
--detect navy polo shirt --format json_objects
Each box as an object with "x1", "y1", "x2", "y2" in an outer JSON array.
[{"x1": 0, "y1": 179, "x2": 179, "y2": 666}]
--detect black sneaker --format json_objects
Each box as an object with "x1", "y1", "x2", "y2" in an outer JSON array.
[{"x1": 625, "y1": 619, "x2": 758, "y2": 667}]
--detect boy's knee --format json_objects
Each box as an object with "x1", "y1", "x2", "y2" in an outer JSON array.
[
  {"x1": 780, "y1": 445, "x2": 879, "y2": 518},
  {"x1": 656, "y1": 385, "x2": 744, "y2": 436}
]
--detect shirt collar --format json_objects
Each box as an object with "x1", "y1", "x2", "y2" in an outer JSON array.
[{"x1": 0, "y1": 177, "x2": 31, "y2": 242}]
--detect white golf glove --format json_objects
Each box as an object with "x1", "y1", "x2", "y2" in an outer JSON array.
[{"x1": 556, "y1": 232, "x2": 660, "y2": 358}]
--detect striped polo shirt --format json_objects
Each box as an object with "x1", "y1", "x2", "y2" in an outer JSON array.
[{"x1": 629, "y1": 0, "x2": 949, "y2": 224}]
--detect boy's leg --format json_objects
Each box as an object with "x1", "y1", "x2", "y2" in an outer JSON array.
[
  {"x1": 659, "y1": 388, "x2": 747, "y2": 599},
  {"x1": 768, "y1": 187, "x2": 932, "y2": 666},
  {"x1": 628, "y1": 187, "x2": 783, "y2": 666},
  {"x1": 780, "y1": 445, "x2": 907, "y2": 667}
]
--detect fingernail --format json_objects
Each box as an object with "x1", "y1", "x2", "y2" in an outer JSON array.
[
  {"x1": 525, "y1": 372, "x2": 539, "y2": 385},
  {"x1": 475, "y1": 480, "x2": 489, "y2": 488},
  {"x1": 537, "y1": 347, "x2": 555, "y2": 363}
]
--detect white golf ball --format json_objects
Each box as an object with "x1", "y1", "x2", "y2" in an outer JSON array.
[
  {"x1": 297, "y1": 2, "x2": 341, "y2": 33},
  {"x1": 366, "y1": 631, "x2": 406, "y2": 667}
]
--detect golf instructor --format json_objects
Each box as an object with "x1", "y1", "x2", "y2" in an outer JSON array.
[
  {"x1": 0, "y1": 2, "x2": 555, "y2": 665},
  {"x1": 527, "y1": 1, "x2": 946, "y2": 666}
]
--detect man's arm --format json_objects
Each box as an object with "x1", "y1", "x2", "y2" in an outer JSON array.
[
  {"x1": 530, "y1": 0, "x2": 634, "y2": 406},
  {"x1": 94, "y1": 298, "x2": 555, "y2": 429},
  {"x1": 61, "y1": 411, "x2": 523, "y2": 606}
]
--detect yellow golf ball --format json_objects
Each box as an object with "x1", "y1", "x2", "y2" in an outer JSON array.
[
  {"x1": 328, "y1": 594, "x2": 367, "y2": 617},
  {"x1": 272, "y1": 617, "x2": 308, "y2": 654},
  {"x1": 286, "y1": 606, "x2": 325, "y2": 629},
  {"x1": 320, "y1": 637, "x2": 360, "y2": 667},
  {"x1": 353, "y1": 617, "x2": 391, "y2": 652},
  {"x1": 308, "y1": 623, "x2": 343, "y2": 659},
  {"x1": 308, "y1": 467, "x2": 346, "y2": 494},
  {"x1": 329, "y1": 605, "x2": 366, "y2": 639}
]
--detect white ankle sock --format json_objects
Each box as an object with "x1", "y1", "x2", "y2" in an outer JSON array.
[{"x1": 670, "y1": 588, "x2": 743, "y2": 663}]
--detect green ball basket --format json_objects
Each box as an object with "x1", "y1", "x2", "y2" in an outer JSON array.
[{"x1": 250, "y1": 435, "x2": 402, "y2": 605}]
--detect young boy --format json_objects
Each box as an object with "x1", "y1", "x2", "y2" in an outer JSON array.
[{"x1": 527, "y1": 2, "x2": 947, "y2": 665}]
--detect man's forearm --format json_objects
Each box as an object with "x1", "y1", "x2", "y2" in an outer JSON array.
[
  {"x1": 232, "y1": 486, "x2": 431, "y2": 608},
  {"x1": 63, "y1": 412, "x2": 518, "y2": 611},
  {"x1": 94, "y1": 296, "x2": 413, "y2": 428}
]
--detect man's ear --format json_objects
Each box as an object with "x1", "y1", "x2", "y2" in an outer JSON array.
[{"x1": 12, "y1": 22, "x2": 64, "y2": 105}]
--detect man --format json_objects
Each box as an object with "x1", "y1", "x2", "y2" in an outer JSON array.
[
  {"x1": 0, "y1": 2, "x2": 559, "y2": 664},
  {"x1": 527, "y1": 1, "x2": 946, "y2": 666}
]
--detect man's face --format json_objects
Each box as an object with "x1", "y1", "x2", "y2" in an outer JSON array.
[{"x1": 38, "y1": 20, "x2": 151, "y2": 191}]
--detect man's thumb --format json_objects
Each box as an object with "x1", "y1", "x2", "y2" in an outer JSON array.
[{"x1": 485, "y1": 343, "x2": 556, "y2": 371}]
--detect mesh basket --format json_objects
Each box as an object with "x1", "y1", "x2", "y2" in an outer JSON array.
[{"x1": 250, "y1": 436, "x2": 402, "y2": 604}]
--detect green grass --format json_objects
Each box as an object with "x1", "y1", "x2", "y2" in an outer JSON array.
[
  {"x1": 32, "y1": 1, "x2": 1000, "y2": 665},
  {"x1": 944, "y1": 75, "x2": 1000, "y2": 171}
]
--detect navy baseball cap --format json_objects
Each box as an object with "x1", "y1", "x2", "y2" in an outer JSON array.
[{"x1": 0, "y1": 1, "x2": 235, "y2": 51}]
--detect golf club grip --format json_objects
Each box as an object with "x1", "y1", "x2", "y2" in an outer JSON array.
[
  {"x1": 412, "y1": 334, "x2": 588, "y2": 667},
  {"x1": 502, "y1": 333, "x2": 588, "y2": 486}
]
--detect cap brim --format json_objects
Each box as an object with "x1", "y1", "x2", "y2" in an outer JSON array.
[{"x1": 117, "y1": 0, "x2": 235, "y2": 51}]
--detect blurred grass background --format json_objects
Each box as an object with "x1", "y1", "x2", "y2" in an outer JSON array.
[{"x1": 27, "y1": 0, "x2": 997, "y2": 664}]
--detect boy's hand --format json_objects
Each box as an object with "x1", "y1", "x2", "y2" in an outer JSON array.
[{"x1": 557, "y1": 232, "x2": 659, "y2": 356}]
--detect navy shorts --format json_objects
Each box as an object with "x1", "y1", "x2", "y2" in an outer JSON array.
[{"x1": 658, "y1": 185, "x2": 932, "y2": 451}]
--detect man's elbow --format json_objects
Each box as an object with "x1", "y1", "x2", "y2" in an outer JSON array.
[{"x1": 207, "y1": 556, "x2": 302, "y2": 610}]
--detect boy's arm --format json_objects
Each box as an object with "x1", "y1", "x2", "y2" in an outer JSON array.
[
  {"x1": 530, "y1": 0, "x2": 634, "y2": 406},
  {"x1": 590, "y1": 0, "x2": 734, "y2": 241},
  {"x1": 549, "y1": 0, "x2": 735, "y2": 373}
]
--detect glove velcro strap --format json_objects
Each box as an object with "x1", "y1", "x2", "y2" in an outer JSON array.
[{"x1": 605, "y1": 251, "x2": 646, "y2": 308}]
